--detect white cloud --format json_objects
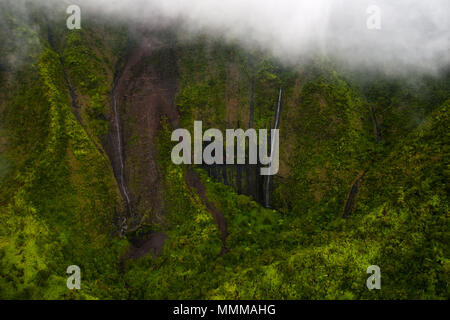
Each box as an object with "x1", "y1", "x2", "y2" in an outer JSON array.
[{"x1": 7, "y1": 0, "x2": 450, "y2": 73}]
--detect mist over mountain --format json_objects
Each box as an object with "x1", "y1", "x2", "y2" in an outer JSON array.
[
  {"x1": 9, "y1": 0, "x2": 448, "y2": 73},
  {"x1": 0, "y1": 0, "x2": 448, "y2": 301}
]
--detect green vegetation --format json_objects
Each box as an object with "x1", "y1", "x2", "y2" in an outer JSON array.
[
  {"x1": 0, "y1": 10, "x2": 448, "y2": 299},
  {"x1": 0, "y1": 10, "x2": 127, "y2": 299}
]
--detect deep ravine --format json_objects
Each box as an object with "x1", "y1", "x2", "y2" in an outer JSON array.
[
  {"x1": 343, "y1": 170, "x2": 367, "y2": 218},
  {"x1": 185, "y1": 168, "x2": 229, "y2": 256},
  {"x1": 371, "y1": 106, "x2": 382, "y2": 142}
]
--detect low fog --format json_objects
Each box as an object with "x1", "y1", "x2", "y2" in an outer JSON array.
[{"x1": 4, "y1": 0, "x2": 450, "y2": 73}]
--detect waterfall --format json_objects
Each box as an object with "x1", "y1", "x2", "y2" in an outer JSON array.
[
  {"x1": 265, "y1": 88, "x2": 282, "y2": 208},
  {"x1": 112, "y1": 92, "x2": 132, "y2": 213}
]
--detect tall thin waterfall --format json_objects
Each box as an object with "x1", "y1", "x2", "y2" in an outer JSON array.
[
  {"x1": 265, "y1": 88, "x2": 282, "y2": 208},
  {"x1": 112, "y1": 92, "x2": 132, "y2": 213}
]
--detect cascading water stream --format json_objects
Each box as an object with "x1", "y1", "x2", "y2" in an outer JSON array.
[
  {"x1": 112, "y1": 92, "x2": 132, "y2": 213},
  {"x1": 265, "y1": 88, "x2": 282, "y2": 208}
]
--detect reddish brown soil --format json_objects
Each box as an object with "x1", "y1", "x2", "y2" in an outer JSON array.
[
  {"x1": 123, "y1": 232, "x2": 168, "y2": 261},
  {"x1": 185, "y1": 168, "x2": 229, "y2": 256},
  {"x1": 119, "y1": 37, "x2": 178, "y2": 225},
  {"x1": 105, "y1": 33, "x2": 180, "y2": 262},
  {"x1": 343, "y1": 170, "x2": 367, "y2": 218},
  {"x1": 104, "y1": 33, "x2": 179, "y2": 229},
  {"x1": 111, "y1": 32, "x2": 228, "y2": 262}
]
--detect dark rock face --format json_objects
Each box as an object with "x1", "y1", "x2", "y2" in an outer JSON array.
[{"x1": 104, "y1": 32, "x2": 179, "y2": 232}]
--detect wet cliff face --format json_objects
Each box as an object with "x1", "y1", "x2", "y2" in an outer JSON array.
[
  {"x1": 0, "y1": 6, "x2": 448, "y2": 299},
  {"x1": 109, "y1": 30, "x2": 449, "y2": 228},
  {"x1": 104, "y1": 31, "x2": 179, "y2": 231}
]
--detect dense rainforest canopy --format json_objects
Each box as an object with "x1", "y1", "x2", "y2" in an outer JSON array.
[{"x1": 0, "y1": 1, "x2": 448, "y2": 299}]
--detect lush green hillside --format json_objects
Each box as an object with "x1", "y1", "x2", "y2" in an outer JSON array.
[{"x1": 0, "y1": 5, "x2": 448, "y2": 299}]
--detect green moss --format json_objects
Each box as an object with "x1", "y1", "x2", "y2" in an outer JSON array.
[{"x1": 0, "y1": 41, "x2": 127, "y2": 299}]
